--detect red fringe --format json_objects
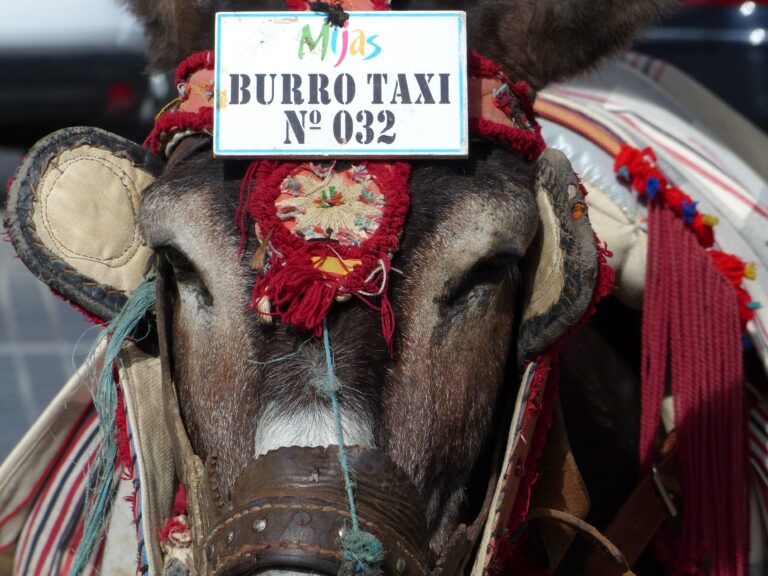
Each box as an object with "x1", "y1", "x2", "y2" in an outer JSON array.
[{"x1": 641, "y1": 203, "x2": 748, "y2": 575}]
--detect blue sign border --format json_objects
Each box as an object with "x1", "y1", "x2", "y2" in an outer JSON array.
[{"x1": 213, "y1": 11, "x2": 467, "y2": 157}]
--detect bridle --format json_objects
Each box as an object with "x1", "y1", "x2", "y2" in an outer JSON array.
[{"x1": 145, "y1": 2, "x2": 586, "y2": 575}]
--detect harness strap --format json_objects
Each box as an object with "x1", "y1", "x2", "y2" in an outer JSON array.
[
  {"x1": 528, "y1": 508, "x2": 636, "y2": 576},
  {"x1": 582, "y1": 439, "x2": 680, "y2": 575}
]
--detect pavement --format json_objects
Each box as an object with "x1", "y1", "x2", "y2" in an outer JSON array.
[{"x1": 0, "y1": 215, "x2": 97, "y2": 461}]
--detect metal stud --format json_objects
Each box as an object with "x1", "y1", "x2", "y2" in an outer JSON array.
[
  {"x1": 225, "y1": 531, "x2": 235, "y2": 546},
  {"x1": 253, "y1": 518, "x2": 268, "y2": 533},
  {"x1": 396, "y1": 558, "x2": 407, "y2": 573}
]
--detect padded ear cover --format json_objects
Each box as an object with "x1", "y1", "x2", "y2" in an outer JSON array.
[
  {"x1": 4, "y1": 127, "x2": 164, "y2": 322},
  {"x1": 518, "y1": 148, "x2": 598, "y2": 362}
]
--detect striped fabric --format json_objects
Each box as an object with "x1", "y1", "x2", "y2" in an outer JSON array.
[
  {"x1": 539, "y1": 62, "x2": 768, "y2": 369},
  {"x1": 12, "y1": 404, "x2": 105, "y2": 576},
  {"x1": 750, "y1": 396, "x2": 768, "y2": 514},
  {"x1": 538, "y1": 57, "x2": 768, "y2": 574}
]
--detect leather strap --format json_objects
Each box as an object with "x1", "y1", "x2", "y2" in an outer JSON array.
[
  {"x1": 583, "y1": 443, "x2": 681, "y2": 575},
  {"x1": 528, "y1": 508, "x2": 635, "y2": 576}
]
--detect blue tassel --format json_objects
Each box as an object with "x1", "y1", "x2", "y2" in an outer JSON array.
[
  {"x1": 743, "y1": 333, "x2": 754, "y2": 351},
  {"x1": 646, "y1": 177, "x2": 660, "y2": 200},
  {"x1": 681, "y1": 199, "x2": 698, "y2": 224},
  {"x1": 69, "y1": 276, "x2": 157, "y2": 576}
]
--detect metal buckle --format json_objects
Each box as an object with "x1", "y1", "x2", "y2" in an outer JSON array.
[{"x1": 651, "y1": 464, "x2": 678, "y2": 518}]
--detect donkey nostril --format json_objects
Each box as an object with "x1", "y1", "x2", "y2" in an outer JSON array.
[{"x1": 293, "y1": 511, "x2": 311, "y2": 526}]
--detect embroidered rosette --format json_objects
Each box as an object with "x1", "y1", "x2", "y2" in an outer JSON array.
[{"x1": 249, "y1": 160, "x2": 410, "y2": 347}]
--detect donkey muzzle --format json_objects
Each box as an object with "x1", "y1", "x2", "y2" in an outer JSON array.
[{"x1": 201, "y1": 446, "x2": 432, "y2": 576}]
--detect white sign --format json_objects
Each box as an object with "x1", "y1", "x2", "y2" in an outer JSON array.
[{"x1": 214, "y1": 11, "x2": 467, "y2": 158}]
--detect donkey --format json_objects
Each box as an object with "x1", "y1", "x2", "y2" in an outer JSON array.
[{"x1": 2, "y1": 1, "x2": 676, "y2": 574}]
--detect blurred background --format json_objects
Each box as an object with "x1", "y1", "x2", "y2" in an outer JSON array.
[{"x1": 0, "y1": 0, "x2": 767, "y2": 461}]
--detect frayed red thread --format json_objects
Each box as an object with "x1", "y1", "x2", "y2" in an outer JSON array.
[
  {"x1": 172, "y1": 484, "x2": 188, "y2": 516},
  {"x1": 158, "y1": 484, "x2": 190, "y2": 542},
  {"x1": 49, "y1": 288, "x2": 107, "y2": 326},
  {"x1": 158, "y1": 517, "x2": 188, "y2": 543},
  {"x1": 115, "y1": 381, "x2": 134, "y2": 479}
]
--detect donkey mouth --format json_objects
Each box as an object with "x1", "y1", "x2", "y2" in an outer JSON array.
[{"x1": 202, "y1": 446, "x2": 432, "y2": 576}]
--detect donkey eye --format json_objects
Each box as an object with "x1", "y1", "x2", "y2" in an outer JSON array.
[
  {"x1": 438, "y1": 254, "x2": 518, "y2": 309},
  {"x1": 162, "y1": 247, "x2": 196, "y2": 281},
  {"x1": 159, "y1": 247, "x2": 214, "y2": 307}
]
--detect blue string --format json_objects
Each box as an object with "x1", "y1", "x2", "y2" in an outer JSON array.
[
  {"x1": 321, "y1": 319, "x2": 384, "y2": 572},
  {"x1": 69, "y1": 276, "x2": 157, "y2": 576}
]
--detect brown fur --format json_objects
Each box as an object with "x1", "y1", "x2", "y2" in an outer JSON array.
[{"x1": 123, "y1": 0, "x2": 676, "y2": 86}]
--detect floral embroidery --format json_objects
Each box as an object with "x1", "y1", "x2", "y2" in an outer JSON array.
[{"x1": 275, "y1": 166, "x2": 385, "y2": 248}]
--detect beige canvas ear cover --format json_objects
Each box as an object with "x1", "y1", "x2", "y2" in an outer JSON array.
[
  {"x1": 518, "y1": 148, "x2": 599, "y2": 362},
  {"x1": 4, "y1": 127, "x2": 164, "y2": 322}
]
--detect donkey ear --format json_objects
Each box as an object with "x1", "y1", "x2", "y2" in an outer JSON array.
[
  {"x1": 4, "y1": 127, "x2": 164, "y2": 322},
  {"x1": 468, "y1": 0, "x2": 676, "y2": 90},
  {"x1": 517, "y1": 148, "x2": 597, "y2": 363}
]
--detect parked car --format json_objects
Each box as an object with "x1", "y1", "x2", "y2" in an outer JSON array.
[
  {"x1": 637, "y1": 0, "x2": 768, "y2": 132},
  {"x1": 0, "y1": 0, "x2": 151, "y2": 148}
]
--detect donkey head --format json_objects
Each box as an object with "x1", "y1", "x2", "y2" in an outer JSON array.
[{"x1": 5, "y1": 1, "x2": 673, "y2": 573}]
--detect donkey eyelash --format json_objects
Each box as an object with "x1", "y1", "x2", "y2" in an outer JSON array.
[{"x1": 437, "y1": 255, "x2": 519, "y2": 309}]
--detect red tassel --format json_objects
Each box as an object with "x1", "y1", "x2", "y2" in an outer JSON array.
[{"x1": 691, "y1": 214, "x2": 715, "y2": 248}]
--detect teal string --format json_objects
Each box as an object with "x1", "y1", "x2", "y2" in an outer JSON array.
[
  {"x1": 322, "y1": 319, "x2": 384, "y2": 572},
  {"x1": 69, "y1": 275, "x2": 157, "y2": 576},
  {"x1": 322, "y1": 319, "x2": 360, "y2": 531}
]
